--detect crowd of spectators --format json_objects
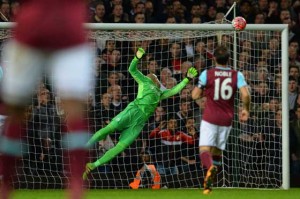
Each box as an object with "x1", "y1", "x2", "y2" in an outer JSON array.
[{"x1": 1, "y1": 0, "x2": 300, "y2": 187}]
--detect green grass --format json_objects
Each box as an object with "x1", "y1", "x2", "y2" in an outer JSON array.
[{"x1": 10, "y1": 188, "x2": 300, "y2": 199}]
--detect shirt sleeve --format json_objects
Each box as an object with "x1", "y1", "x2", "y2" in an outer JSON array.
[
  {"x1": 197, "y1": 70, "x2": 207, "y2": 88},
  {"x1": 160, "y1": 78, "x2": 189, "y2": 100},
  {"x1": 237, "y1": 71, "x2": 247, "y2": 89},
  {"x1": 128, "y1": 57, "x2": 148, "y2": 84}
]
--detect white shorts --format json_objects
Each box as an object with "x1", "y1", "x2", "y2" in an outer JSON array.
[
  {"x1": 1, "y1": 40, "x2": 94, "y2": 105},
  {"x1": 199, "y1": 120, "x2": 232, "y2": 150}
]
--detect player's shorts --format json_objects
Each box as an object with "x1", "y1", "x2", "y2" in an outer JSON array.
[
  {"x1": 1, "y1": 40, "x2": 94, "y2": 105},
  {"x1": 199, "y1": 120, "x2": 232, "y2": 150},
  {"x1": 111, "y1": 103, "x2": 148, "y2": 147}
]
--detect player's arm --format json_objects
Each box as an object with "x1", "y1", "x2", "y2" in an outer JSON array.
[
  {"x1": 240, "y1": 86, "x2": 251, "y2": 112},
  {"x1": 128, "y1": 48, "x2": 147, "y2": 84},
  {"x1": 160, "y1": 67, "x2": 198, "y2": 100},
  {"x1": 238, "y1": 71, "x2": 251, "y2": 121},
  {"x1": 191, "y1": 70, "x2": 207, "y2": 100}
]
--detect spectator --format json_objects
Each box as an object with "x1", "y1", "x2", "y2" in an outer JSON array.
[
  {"x1": 254, "y1": 12, "x2": 266, "y2": 24},
  {"x1": 199, "y1": 1, "x2": 209, "y2": 23},
  {"x1": 103, "y1": 0, "x2": 123, "y2": 20},
  {"x1": 270, "y1": 73, "x2": 282, "y2": 98},
  {"x1": 182, "y1": 38, "x2": 195, "y2": 59},
  {"x1": 289, "y1": 46, "x2": 300, "y2": 67},
  {"x1": 253, "y1": 81, "x2": 270, "y2": 106},
  {"x1": 95, "y1": 92, "x2": 115, "y2": 129},
  {"x1": 257, "y1": 0, "x2": 269, "y2": 13},
  {"x1": 133, "y1": 12, "x2": 146, "y2": 23},
  {"x1": 194, "y1": 40, "x2": 212, "y2": 69},
  {"x1": 0, "y1": 1, "x2": 9, "y2": 22},
  {"x1": 149, "y1": 115, "x2": 194, "y2": 175},
  {"x1": 101, "y1": 49, "x2": 127, "y2": 79},
  {"x1": 165, "y1": 16, "x2": 177, "y2": 23},
  {"x1": 262, "y1": 109, "x2": 283, "y2": 183},
  {"x1": 292, "y1": 106, "x2": 300, "y2": 157},
  {"x1": 129, "y1": 1, "x2": 145, "y2": 22},
  {"x1": 10, "y1": 1, "x2": 20, "y2": 22},
  {"x1": 258, "y1": 97, "x2": 280, "y2": 127},
  {"x1": 188, "y1": 4, "x2": 201, "y2": 23},
  {"x1": 194, "y1": 55, "x2": 207, "y2": 75},
  {"x1": 143, "y1": 58, "x2": 160, "y2": 76},
  {"x1": 107, "y1": 84, "x2": 128, "y2": 114},
  {"x1": 147, "y1": 105, "x2": 166, "y2": 131},
  {"x1": 165, "y1": 77, "x2": 177, "y2": 89},
  {"x1": 179, "y1": 117, "x2": 199, "y2": 173},
  {"x1": 191, "y1": 16, "x2": 201, "y2": 24},
  {"x1": 238, "y1": 106, "x2": 265, "y2": 183},
  {"x1": 90, "y1": 2, "x2": 106, "y2": 23},
  {"x1": 288, "y1": 76, "x2": 298, "y2": 110},
  {"x1": 107, "y1": 4, "x2": 129, "y2": 23},
  {"x1": 215, "y1": 0, "x2": 228, "y2": 14},
  {"x1": 32, "y1": 88, "x2": 61, "y2": 172},
  {"x1": 174, "y1": 60, "x2": 192, "y2": 82},
  {"x1": 176, "y1": 98, "x2": 192, "y2": 127},
  {"x1": 266, "y1": 0, "x2": 281, "y2": 24},
  {"x1": 167, "y1": 41, "x2": 185, "y2": 74},
  {"x1": 289, "y1": 65, "x2": 300, "y2": 84},
  {"x1": 207, "y1": 6, "x2": 217, "y2": 21},
  {"x1": 144, "y1": 0, "x2": 157, "y2": 23},
  {"x1": 237, "y1": 0, "x2": 255, "y2": 24},
  {"x1": 160, "y1": 67, "x2": 172, "y2": 88},
  {"x1": 267, "y1": 37, "x2": 281, "y2": 73}
]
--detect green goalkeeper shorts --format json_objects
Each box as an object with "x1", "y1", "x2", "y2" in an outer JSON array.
[{"x1": 110, "y1": 104, "x2": 147, "y2": 147}]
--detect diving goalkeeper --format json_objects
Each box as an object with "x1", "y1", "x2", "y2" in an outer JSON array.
[{"x1": 83, "y1": 48, "x2": 198, "y2": 180}]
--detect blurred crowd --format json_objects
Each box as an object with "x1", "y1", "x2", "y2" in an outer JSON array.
[{"x1": 0, "y1": 0, "x2": 300, "y2": 187}]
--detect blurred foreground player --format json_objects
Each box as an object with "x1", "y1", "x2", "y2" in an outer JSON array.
[
  {"x1": 0, "y1": 1, "x2": 93, "y2": 199},
  {"x1": 192, "y1": 46, "x2": 250, "y2": 194}
]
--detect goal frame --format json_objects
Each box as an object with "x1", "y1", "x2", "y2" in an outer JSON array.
[{"x1": 0, "y1": 22, "x2": 290, "y2": 189}]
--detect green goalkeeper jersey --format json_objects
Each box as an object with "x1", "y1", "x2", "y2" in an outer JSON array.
[{"x1": 128, "y1": 58, "x2": 189, "y2": 119}]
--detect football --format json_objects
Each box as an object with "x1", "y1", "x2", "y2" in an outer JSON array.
[{"x1": 232, "y1": 16, "x2": 247, "y2": 31}]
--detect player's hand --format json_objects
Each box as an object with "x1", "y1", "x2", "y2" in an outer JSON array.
[
  {"x1": 240, "y1": 109, "x2": 249, "y2": 122},
  {"x1": 186, "y1": 67, "x2": 198, "y2": 80},
  {"x1": 135, "y1": 48, "x2": 145, "y2": 59}
]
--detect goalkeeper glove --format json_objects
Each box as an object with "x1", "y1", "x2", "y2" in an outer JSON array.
[
  {"x1": 135, "y1": 48, "x2": 145, "y2": 60},
  {"x1": 186, "y1": 67, "x2": 198, "y2": 81}
]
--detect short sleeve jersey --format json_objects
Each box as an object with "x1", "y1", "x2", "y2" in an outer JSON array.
[
  {"x1": 15, "y1": 0, "x2": 86, "y2": 50},
  {"x1": 198, "y1": 66, "x2": 247, "y2": 126}
]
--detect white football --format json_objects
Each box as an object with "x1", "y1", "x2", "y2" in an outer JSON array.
[{"x1": 232, "y1": 16, "x2": 247, "y2": 31}]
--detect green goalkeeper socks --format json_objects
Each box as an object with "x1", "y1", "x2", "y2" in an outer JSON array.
[{"x1": 92, "y1": 143, "x2": 126, "y2": 168}]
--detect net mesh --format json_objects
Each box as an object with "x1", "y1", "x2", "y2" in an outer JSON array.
[{"x1": 0, "y1": 25, "x2": 283, "y2": 189}]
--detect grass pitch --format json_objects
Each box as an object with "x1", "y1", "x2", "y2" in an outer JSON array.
[{"x1": 10, "y1": 188, "x2": 300, "y2": 199}]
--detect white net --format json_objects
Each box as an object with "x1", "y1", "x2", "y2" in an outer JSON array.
[{"x1": 0, "y1": 24, "x2": 284, "y2": 189}]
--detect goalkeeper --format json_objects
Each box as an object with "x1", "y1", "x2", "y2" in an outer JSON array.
[{"x1": 83, "y1": 48, "x2": 198, "y2": 180}]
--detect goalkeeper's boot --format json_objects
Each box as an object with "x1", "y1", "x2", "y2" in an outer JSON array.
[
  {"x1": 82, "y1": 162, "x2": 96, "y2": 180},
  {"x1": 203, "y1": 165, "x2": 217, "y2": 195}
]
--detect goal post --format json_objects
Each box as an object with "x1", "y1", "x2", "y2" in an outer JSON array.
[
  {"x1": 0, "y1": 22, "x2": 289, "y2": 190},
  {"x1": 86, "y1": 23, "x2": 290, "y2": 189}
]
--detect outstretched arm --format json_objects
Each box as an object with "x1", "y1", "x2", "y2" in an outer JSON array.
[
  {"x1": 161, "y1": 67, "x2": 198, "y2": 100},
  {"x1": 161, "y1": 78, "x2": 189, "y2": 100},
  {"x1": 128, "y1": 48, "x2": 147, "y2": 84}
]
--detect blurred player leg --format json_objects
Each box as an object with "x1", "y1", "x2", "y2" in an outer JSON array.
[
  {"x1": 0, "y1": 41, "x2": 44, "y2": 199},
  {"x1": 51, "y1": 44, "x2": 93, "y2": 199}
]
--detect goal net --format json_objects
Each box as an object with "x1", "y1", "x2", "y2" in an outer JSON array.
[{"x1": 0, "y1": 23, "x2": 289, "y2": 189}]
